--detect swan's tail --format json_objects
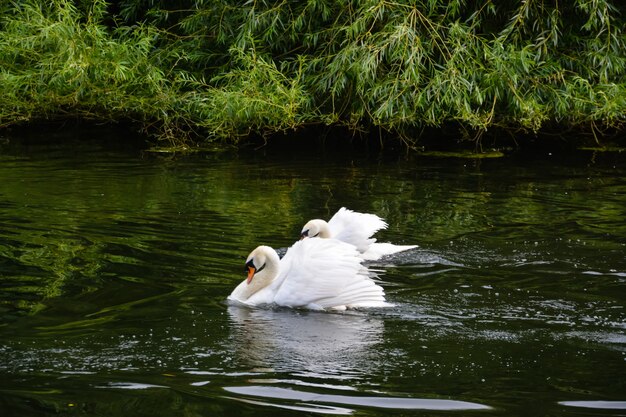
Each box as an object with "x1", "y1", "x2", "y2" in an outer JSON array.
[{"x1": 361, "y1": 242, "x2": 418, "y2": 261}]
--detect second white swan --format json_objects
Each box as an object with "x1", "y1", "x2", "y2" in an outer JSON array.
[{"x1": 300, "y1": 207, "x2": 417, "y2": 260}]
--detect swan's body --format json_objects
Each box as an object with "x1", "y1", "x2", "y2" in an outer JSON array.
[
  {"x1": 228, "y1": 238, "x2": 388, "y2": 310},
  {"x1": 300, "y1": 207, "x2": 417, "y2": 261}
]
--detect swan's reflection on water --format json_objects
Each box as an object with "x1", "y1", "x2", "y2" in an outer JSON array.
[{"x1": 226, "y1": 306, "x2": 385, "y2": 378}]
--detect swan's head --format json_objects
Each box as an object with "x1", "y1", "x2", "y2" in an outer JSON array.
[
  {"x1": 244, "y1": 245, "x2": 278, "y2": 284},
  {"x1": 300, "y1": 219, "x2": 332, "y2": 240}
]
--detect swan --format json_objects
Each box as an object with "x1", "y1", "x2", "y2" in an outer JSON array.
[
  {"x1": 227, "y1": 237, "x2": 388, "y2": 310},
  {"x1": 300, "y1": 207, "x2": 417, "y2": 261}
]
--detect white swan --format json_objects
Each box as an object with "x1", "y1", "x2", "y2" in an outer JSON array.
[
  {"x1": 300, "y1": 207, "x2": 417, "y2": 261},
  {"x1": 227, "y1": 238, "x2": 388, "y2": 310}
]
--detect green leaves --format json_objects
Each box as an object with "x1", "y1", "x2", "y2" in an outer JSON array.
[
  {"x1": 1, "y1": 0, "x2": 625, "y2": 144},
  {"x1": 0, "y1": 0, "x2": 166, "y2": 123},
  {"x1": 190, "y1": 46, "x2": 309, "y2": 140}
]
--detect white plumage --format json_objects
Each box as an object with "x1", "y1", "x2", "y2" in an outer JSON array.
[
  {"x1": 300, "y1": 207, "x2": 417, "y2": 260},
  {"x1": 228, "y1": 237, "x2": 388, "y2": 310}
]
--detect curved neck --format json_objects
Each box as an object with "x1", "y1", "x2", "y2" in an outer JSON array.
[
  {"x1": 306, "y1": 219, "x2": 332, "y2": 238},
  {"x1": 237, "y1": 251, "x2": 280, "y2": 301},
  {"x1": 317, "y1": 221, "x2": 332, "y2": 238}
]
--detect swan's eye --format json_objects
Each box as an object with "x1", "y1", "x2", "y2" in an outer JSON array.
[
  {"x1": 245, "y1": 259, "x2": 255, "y2": 272},
  {"x1": 301, "y1": 229, "x2": 309, "y2": 238}
]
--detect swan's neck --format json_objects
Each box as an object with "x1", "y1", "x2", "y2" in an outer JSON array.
[
  {"x1": 317, "y1": 221, "x2": 332, "y2": 238},
  {"x1": 236, "y1": 254, "x2": 280, "y2": 301},
  {"x1": 306, "y1": 220, "x2": 332, "y2": 238}
]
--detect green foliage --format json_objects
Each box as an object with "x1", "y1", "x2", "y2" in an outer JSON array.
[
  {"x1": 0, "y1": 1, "x2": 169, "y2": 125},
  {"x1": 187, "y1": 48, "x2": 310, "y2": 140},
  {"x1": 1, "y1": 0, "x2": 625, "y2": 145}
]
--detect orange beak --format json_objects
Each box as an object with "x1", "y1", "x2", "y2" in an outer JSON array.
[{"x1": 246, "y1": 266, "x2": 256, "y2": 284}]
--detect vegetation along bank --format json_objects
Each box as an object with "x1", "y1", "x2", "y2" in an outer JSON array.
[{"x1": 1, "y1": 0, "x2": 625, "y2": 150}]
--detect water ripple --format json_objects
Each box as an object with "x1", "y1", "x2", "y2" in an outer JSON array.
[
  {"x1": 559, "y1": 400, "x2": 626, "y2": 410},
  {"x1": 98, "y1": 382, "x2": 168, "y2": 390},
  {"x1": 223, "y1": 385, "x2": 492, "y2": 411}
]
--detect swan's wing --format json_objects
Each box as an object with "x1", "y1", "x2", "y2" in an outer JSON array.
[
  {"x1": 273, "y1": 238, "x2": 387, "y2": 309},
  {"x1": 327, "y1": 207, "x2": 388, "y2": 253}
]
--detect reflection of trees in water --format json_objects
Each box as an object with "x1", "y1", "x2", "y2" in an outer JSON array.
[
  {"x1": 227, "y1": 306, "x2": 385, "y2": 377},
  {"x1": 3, "y1": 143, "x2": 625, "y2": 328}
]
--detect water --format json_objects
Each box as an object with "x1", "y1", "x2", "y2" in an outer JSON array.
[{"x1": 1, "y1": 130, "x2": 625, "y2": 416}]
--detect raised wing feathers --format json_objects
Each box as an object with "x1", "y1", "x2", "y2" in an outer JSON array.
[{"x1": 327, "y1": 207, "x2": 388, "y2": 253}]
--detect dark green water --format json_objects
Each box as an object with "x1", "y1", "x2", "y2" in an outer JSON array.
[{"x1": 1, "y1": 131, "x2": 625, "y2": 416}]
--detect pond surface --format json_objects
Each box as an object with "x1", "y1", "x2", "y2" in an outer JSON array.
[{"x1": 0, "y1": 130, "x2": 625, "y2": 416}]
